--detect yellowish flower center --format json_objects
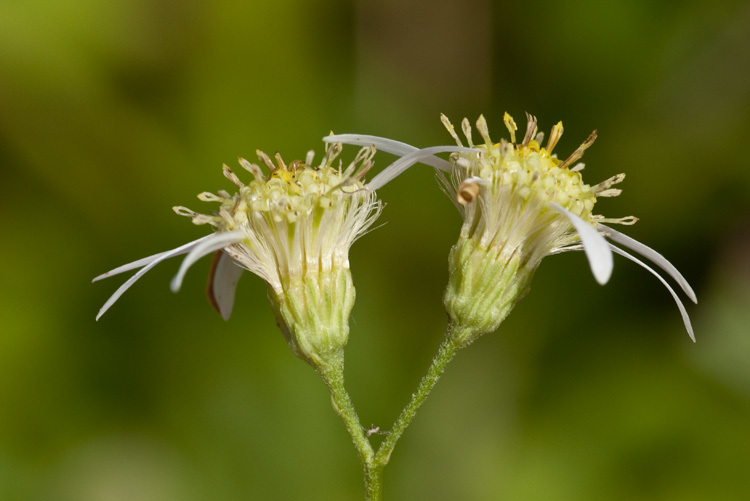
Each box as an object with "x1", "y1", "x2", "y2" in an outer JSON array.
[
  {"x1": 449, "y1": 113, "x2": 600, "y2": 226},
  {"x1": 175, "y1": 145, "x2": 373, "y2": 231}
]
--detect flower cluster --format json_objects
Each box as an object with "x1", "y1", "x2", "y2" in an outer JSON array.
[{"x1": 96, "y1": 112, "x2": 697, "y2": 366}]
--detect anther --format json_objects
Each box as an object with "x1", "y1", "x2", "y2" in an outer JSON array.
[
  {"x1": 441, "y1": 114, "x2": 462, "y2": 146},
  {"x1": 522, "y1": 113, "x2": 538, "y2": 146},
  {"x1": 461, "y1": 118, "x2": 474, "y2": 147},
  {"x1": 274, "y1": 152, "x2": 287, "y2": 171},
  {"x1": 457, "y1": 178, "x2": 481, "y2": 205},
  {"x1": 477, "y1": 115, "x2": 493, "y2": 146},
  {"x1": 560, "y1": 130, "x2": 597, "y2": 169},
  {"x1": 503, "y1": 112, "x2": 517, "y2": 144},
  {"x1": 239, "y1": 157, "x2": 264, "y2": 180},
  {"x1": 546, "y1": 121, "x2": 564, "y2": 152},
  {"x1": 256, "y1": 150, "x2": 275, "y2": 170},
  {"x1": 222, "y1": 164, "x2": 245, "y2": 189}
]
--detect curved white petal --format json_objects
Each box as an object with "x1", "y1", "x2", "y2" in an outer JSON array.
[
  {"x1": 367, "y1": 145, "x2": 482, "y2": 191},
  {"x1": 207, "y1": 251, "x2": 244, "y2": 320},
  {"x1": 600, "y1": 224, "x2": 697, "y2": 304},
  {"x1": 92, "y1": 235, "x2": 213, "y2": 282},
  {"x1": 170, "y1": 230, "x2": 245, "y2": 293},
  {"x1": 610, "y1": 245, "x2": 695, "y2": 342},
  {"x1": 549, "y1": 203, "x2": 613, "y2": 285},
  {"x1": 96, "y1": 236, "x2": 211, "y2": 320},
  {"x1": 324, "y1": 134, "x2": 416, "y2": 156},
  {"x1": 324, "y1": 134, "x2": 455, "y2": 171}
]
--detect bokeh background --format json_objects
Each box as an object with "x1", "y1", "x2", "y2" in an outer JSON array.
[{"x1": 2, "y1": 0, "x2": 750, "y2": 499}]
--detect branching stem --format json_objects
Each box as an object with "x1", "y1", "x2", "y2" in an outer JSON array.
[{"x1": 320, "y1": 324, "x2": 472, "y2": 499}]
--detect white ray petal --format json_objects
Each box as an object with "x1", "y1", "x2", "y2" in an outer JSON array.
[
  {"x1": 550, "y1": 203, "x2": 613, "y2": 285},
  {"x1": 600, "y1": 224, "x2": 697, "y2": 303},
  {"x1": 170, "y1": 231, "x2": 245, "y2": 293},
  {"x1": 324, "y1": 134, "x2": 455, "y2": 171},
  {"x1": 323, "y1": 134, "x2": 416, "y2": 156},
  {"x1": 207, "y1": 251, "x2": 244, "y2": 321},
  {"x1": 96, "y1": 236, "x2": 211, "y2": 320},
  {"x1": 610, "y1": 245, "x2": 695, "y2": 342},
  {"x1": 367, "y1": 145, "x2": 482, "y2": 191},
  {"x1": 92, "y1": 235, "x2": 213, "y2": 282}
]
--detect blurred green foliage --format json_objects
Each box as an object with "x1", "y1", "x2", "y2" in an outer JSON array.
[{"x1": 2, "y1": 0, "x2": 750, "y2": 499}]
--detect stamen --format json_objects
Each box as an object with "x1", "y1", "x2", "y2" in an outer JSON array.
[
  {"x1": 522, "y1": 113, "x2": 538, "y2": 146},
  {"x1": 560, "y1": 130, "x2": 597, "y2": 169},
  {"x1": 274, "y1": 152, "x2": 287, "y2": 171},
  {"x1": 305, "y1": 149, "x2": 315, "y2": 166},
  {"x1": 174, "y1": 206, "x2": 198, "y2": 218},
  {"x1": 595, "y1": 189, "x2": 622, "y2": 197},
  {"x1": 596, "y1": 215, "x2": 638, "y2": 225},
  {"x1": 546, "y1": 121, "x2": 564, "y2": 152},
  {"x1": 503, "y1": 112, "x2": 517, "y2": 144},
  {"x1": 238, "y1": 157, "x2": 264, "y2": 180},
  {"x1": 344, "y1": 145, "x2": 375, "y2": 178},
  {"x1": 461, "y1": 118, "x2": 474, "y2": 147},
  {"x1": 322, "y1": 141, "x2": 342, "y2": 167},
  {"x1": 256, "y1": 150, "x2": 275, "y2": 170},
  {"x1": 222, "y1": 164, "x2": 244, "y2": 189},
  {"x1": 592, "y1": 173, "x2": 626, "y2": 194},
  {"x1": 477, "y1": 115, "x2": 492, "y2": 146},
  {"x1": 192, "y1": 214, "x2": 218, "y2": 226},
  {"x1": 197, "y1": 192, "x2": 224, "y2": 203},
  {"x1": 441, "y1": 114, "x2": 463, "y2": 146}
]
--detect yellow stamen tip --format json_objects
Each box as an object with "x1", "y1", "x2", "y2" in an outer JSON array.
[{"x1": 503, "y1": 112, "x2": 518, "y2": 144}]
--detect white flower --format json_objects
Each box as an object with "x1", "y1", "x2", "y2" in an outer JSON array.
[
  {"x1": 324, "y1": 113, "x2": 697, "y2": 341},
  {"x1": 94, "y1": 142, "x2": 382, "y2": 364}
]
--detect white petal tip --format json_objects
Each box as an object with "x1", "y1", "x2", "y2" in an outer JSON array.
[
  {"x1": 610, "y1": 245, "x2": 696, "y2": 342},
  {"x1": 600, "y1": 225, "x2": 697, "y2": 305},
  {"x1": 594, "y1": 268, "x2": 612, "y2": 286}
]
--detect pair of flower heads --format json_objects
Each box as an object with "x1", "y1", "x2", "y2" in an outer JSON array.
[{"x1": 95, "y1": 112, "x2": 697, "y2": 366}]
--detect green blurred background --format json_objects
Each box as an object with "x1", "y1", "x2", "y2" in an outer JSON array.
[{"x1": 2, "y1": 0, "x2": 750, "y2": 499}]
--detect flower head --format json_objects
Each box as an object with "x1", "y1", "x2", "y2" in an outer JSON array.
[
  {"x1": 325, "y1": 113, "x2": 697, "y2": 343},
  {"x1": 95, "y1": 141, "x2": 382, "y2": 365}
]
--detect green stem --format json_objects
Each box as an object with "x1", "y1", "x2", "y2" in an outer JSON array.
[
  {"x1": 374, "y1": 323, "x2": 469, "y2": 466},
  {"x1": 318, "y1": 324, "x2": 472, "y2": 500},
  {"x1": 317, "y1": 351, "x2": 379, "y2": 499},
  {"x1": 364, "y1": 463, "x2": 383, "y2": 501}
]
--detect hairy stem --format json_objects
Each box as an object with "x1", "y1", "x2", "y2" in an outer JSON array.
[
  {"x1": 317, "y1": 352, "x2": 379, "y2": 499},
  {"x1": 319, "y1": 323, "x2": 472, "y2": 499},
  {"x1": 374, "y1": 323, "x2": 470, "y2": 466}
]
